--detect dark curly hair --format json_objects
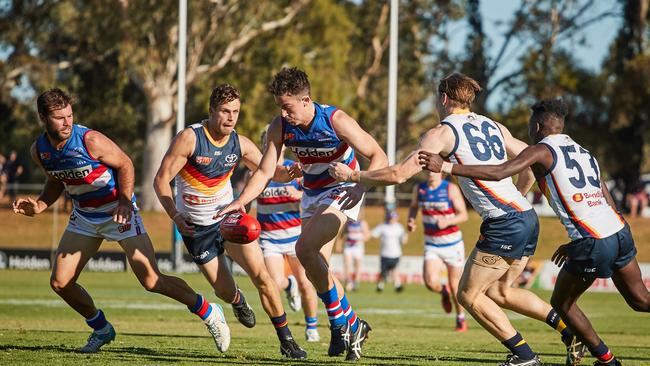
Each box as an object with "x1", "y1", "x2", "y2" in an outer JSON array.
[
  {"x1": 209, "y1": 84, "x2": 240, "y2": 110},
  {"x1": 37, "y1": 88, "x2": 73, "y2": 121},
  {"x1": 267, "y1": 67, "x2": 311, "y2": 97},
  {"x1": 531, "y1": 98, "x2": 568, "y2": 121}
]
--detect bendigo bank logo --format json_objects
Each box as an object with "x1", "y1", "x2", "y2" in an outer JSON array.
[{"x1": 572, "y1": 193, "x2": 584, "y2": 202}]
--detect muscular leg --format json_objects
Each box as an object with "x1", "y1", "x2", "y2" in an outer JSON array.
[
  {"x1": 612, "y1": 258, "x2": 650, "y2": 312},
  {"x1": 550, "y1": 269, "x2": 598, "y2": 348},
  {"x1": 423, "y1": 257, "x2": 444, "y2": 293},
  {"x1": 225, "y1": 240, "x2": 284, "y2": 317},
  {"x1": 287, "y1": 256, "x2": 318, "y2": 319},
  {"x1": 119, "y1": 234, "x2": 197, "y2": 306},
  {"x1": 447, "y1": 264, "x2": 465, "y2": 316},
  {"x1": 197, "y1": 255, "x2": 238, "y2": 303},
  {"x1": 485, "y1": 256, "x2": 553, "y2": 322},
  {"x1": 353, "y1": 256, "x2": 362, "y2": 288},
  {"x1": 50, "y1": 231, "x2": 103, "y2": 318},
  {"x1": 264, "y1": 255, "x2": 290, "y2": 292}
]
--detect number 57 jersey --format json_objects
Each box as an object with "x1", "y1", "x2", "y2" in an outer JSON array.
[
  {"x1": 442, "y1": 113, "x2": 532, "y2": 219},
  {"x1": 538, "y1": 134, "x2": 624, "y2": 240}
]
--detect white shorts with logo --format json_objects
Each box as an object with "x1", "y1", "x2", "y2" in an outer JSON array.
[
  {"x1": 344, "y1": 244, "x2": 365, "y2": 260},
  {"x1": 424, "y1": 241, "x2": 465, "y2": 268},
  {"x1": 66, "y1": 209, "x2": 147, "y2": 242},
  {"x1": 301, "y1": 184, "x2": 363, "y2": 221},
  {"x1": 259, "y1": 239, "x2": 297, "y2": 258}
]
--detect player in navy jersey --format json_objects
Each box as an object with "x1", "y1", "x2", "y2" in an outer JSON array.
[
  {"x1": 408, "y1": 171, "x2": 468, "y2": 331},
  {"x1": 330, "y1": 74, "x2": 582, "y2": 366},
  {"x1": 419, "y1": 98, "x2": 650, "y2": 366},
  {"x1": 13, "y1": 88, "x2": 230, "y2": 354},
  {"x1": 219, "y1": 67, "x2": 388, "y2": 361},
  {"x1": 154, "y1": 84, "x2": 306, "y2": 359},
  {"x1": 256, "y1": 128, "x2": 320, "y2": 342}
]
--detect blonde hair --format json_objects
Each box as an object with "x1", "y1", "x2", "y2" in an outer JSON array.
[{"x1": 438, "y1": 73, "x2": 482, "y2": 109}]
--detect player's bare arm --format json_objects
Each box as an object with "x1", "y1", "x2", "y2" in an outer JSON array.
[
  {"x1": 84, "y1": 130, "x2": 135, "y2": 224},
  {"x1": 216, "y1": 118, "x2": 283, "y2": 216},
  {"x1": 238, "y1": 134, "x2": 298, "y2": 183},
  {"x1": 437, "y1": 183, "x2": 468, "y2": 229},
  {"x1": 419, "y1": 144, "x2": 552, "y2": 183},
  {"x1": 332, "y1": 124, "x2": 455, "y2": 187},
  {"x1": 153, "y1": 128, "x2": 196, "y2": 236},
  {"x1": 13, "y1": 143, "x2": 65, "y2": 216},
  {"x1": 407, "y1": 186, "x2": 419, "y2": 232}
]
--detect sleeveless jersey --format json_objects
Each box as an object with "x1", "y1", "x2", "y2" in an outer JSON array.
[
  {"x1": 256, "y1": 159, "x2": 302, "y2": 245},
  {"x1": 175, "y1": 123, "x2": 241, "y2": 226},
  {"x1": 344, "y1": 220, "x2": 365, "y2": 248},
  {"x1": 442, "y1": 113, "x2": 532, "y2": 219},
  {"x1": 417, "y1": 180, "x2": 463, "y2": 246},
  {"x1": 538, "y1": 134, "x2": 624, "y2": 240},
  {"x1": 282, "y1": 102, "x2": 358, "y2": 196},
  {"x1": 36, "y1": 124, "x2": 123, "y2": 224}
]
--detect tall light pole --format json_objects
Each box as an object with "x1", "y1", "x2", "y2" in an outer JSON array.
[{"x1": 385, "y1": 0, "x2": 398, "y2": 209}]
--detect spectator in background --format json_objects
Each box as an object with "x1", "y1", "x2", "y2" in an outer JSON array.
[
  {"x1": 337, "y1": 213, "x2": 370, "y2": 292},
  {"x1": 626, "y1": 181, "x2": 648, "y2": 219},
  {"x1": 3, "y1": 150, "x2": 23, "y2": 202},
  {"x1": 372, "y1": 211, "x2": 407, "y2": 293}
]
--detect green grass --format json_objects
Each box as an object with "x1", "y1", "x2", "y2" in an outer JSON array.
[{"x1": 1, "y1": 270, "x2": 649, "y2": 365}]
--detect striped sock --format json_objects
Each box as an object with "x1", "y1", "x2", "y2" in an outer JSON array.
[
  {"x1": 546, "y1": 309, "x2": 573, "y2": 343},
  {"x1": 86, "y1": 309, "x2": 108, "y2": 331},
  {"x1": 305, "y1": 316, "x2": 318, "y2": 330},
  {"x1": 502, "y1": 332, "x2": 536, "y2": 360},
  {"x1": 317, "y1": 285, "x2": 347, "y2": 328},
  {"x1": 590, "y1": 340, "x2": 615, "y2": 364},
  {"x1": 188, "y1": 294, "x2": 213, "y2": 321},
  {"x1": 231, "y1": 289, "x2": 245, "y2": 307},
  {"x1": 339, "y1": 293, "x2": 359, "y2": 333},
  {"x1": 271, "y1": 313, "x2": 292, "y2": 340}
]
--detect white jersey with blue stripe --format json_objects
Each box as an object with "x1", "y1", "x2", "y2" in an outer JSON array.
[
  {"x1": 538, "y1": 134, "x2": 624, "y2": 240},
  {"x1": 442, "y1": 113, "x2": 532, "y2": 219}
]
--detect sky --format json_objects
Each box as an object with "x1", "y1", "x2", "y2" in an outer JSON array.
[{"x1": 446, "y1": 0, "x2": 622, "y2": 109}]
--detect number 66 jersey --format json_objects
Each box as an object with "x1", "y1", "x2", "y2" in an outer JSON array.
[
  {"x1": 442, "y1": 113, "x2": 532, "y2": 219},
  {"x1": 538, "y1": 134, "x2": 624, "y2": 240}
]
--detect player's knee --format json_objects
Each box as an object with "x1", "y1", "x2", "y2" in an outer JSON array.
[
  {"x1": 140, "y1": 274, "x2": 163, "y2": 293},
  {"x1": 50, "y1": 277, "x2": 74, "y2": 293},
  {"x1": 456, "y1": 290, "x2": 474, "y2": 310},
  {"x1": 627, "y1": 296, "x2": 650, "y2": 312},
  {"x1": 424, "y1": 278, "x2": 441, "y2": 292},
  {"x1": 295, "y1": 244, "x2": 315, "y2": 263},
  {"x1": 485, "y1": 286, "x2": 507, "y2": 306},
  {"x1": 550, "y1": 294, "x2": 570, "y2": 315}
]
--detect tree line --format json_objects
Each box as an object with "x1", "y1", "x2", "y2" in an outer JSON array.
[{"x1": 0, "y1": 0, "x2": 648, "y2": 211}]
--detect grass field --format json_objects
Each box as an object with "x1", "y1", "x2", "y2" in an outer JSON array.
[
  {"x1": 1, "y1": 204, "x2": 650, "y2": 261},
  {"x1": 1, "y1": 270, "x2": 649, "y2": 365}
]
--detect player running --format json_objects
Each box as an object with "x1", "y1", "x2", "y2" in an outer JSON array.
[
  {"x1": 408, "y1": 171, "x2": 468, "y2": 331},
  {"x1": 338, "y1": 217, "x2": 370, "y2": 292},
  {"x1": 13, "y1": 88, "x2": 230, "y2": 354},
  {"x1": 329, "y1": 73, "x2": 583, "y2": 366},
  {"x1": 153, "y1": 84, "x2": 306, "y2": 359},
  {"x1": 256, "y1": 128, "x2": 321, "y2": 342},
  {"x1": 419, "y1": 98, "x2": 650, "y2": 366},
  {"x1": 218, "y1": 67, "x2": 388, "y2": 361}
]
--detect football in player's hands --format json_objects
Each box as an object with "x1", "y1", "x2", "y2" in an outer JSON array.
[{"x1": 220, "y1": 212, "x2": 261, "y2": 244}]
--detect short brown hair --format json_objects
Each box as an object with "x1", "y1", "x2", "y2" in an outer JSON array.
[
  {"x1": 438, "y1": 73, "x2": 482, "y2": 109},
  {"x1": 37, "y1": 88, "x2": 73, "y2": 121},
  {"x1": 267, "y1": 67, "x2": 311, "y2": 97},
  {"x1": 209, "y1": 84, "x2": 240, "y2": 110}
]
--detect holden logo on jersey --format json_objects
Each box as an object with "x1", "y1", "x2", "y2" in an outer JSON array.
[
  {"x1": 50, "y1": 165, "x2": 92, "y2": 180},
  {"x1": 195, "y1": 156, "x2": 213, "y2": 165},
  {"x1": 572, "y1": 193, "x2": 584, "y2": 202}
]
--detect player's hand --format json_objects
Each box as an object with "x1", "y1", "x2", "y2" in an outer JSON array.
[
  {"x1": 418, "y1": 151, "x2": 444, "y2": 172},
  {"x1": 13, "y1": 197, "x2": 45, "y2": 217},
  {"x1": 338, "y1": 184, "x2": 365, "y2": 210},
  {"x1": 287, "y1": 162, "x2": 303, "y2": 179},
  {"x1": 173, "y1": 211, "x2": 195, "y2": 237},
  {"x1": 551, "y1": 243, "x2": 570, "y2": 268},
  {"x1": 407, "y1": 217, "x2": 417, "y2": 232},
  {"x1": 436, "y1": 217, "x2": 450, "y2": 230},
  {"x1": 328, "y1": 162, "x2": 354, "y2": 182},
  {"x1": 214, "y1": 199, "x2": 246, "y2": 220},
  {"x1": 112, "y1": 198, "x2": 133, "y2": 224},
  {"x1": 286, "y1": 186, "x2": 302, "y2": 200}
]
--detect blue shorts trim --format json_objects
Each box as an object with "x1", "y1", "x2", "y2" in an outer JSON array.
[
  {"x1": 425, "y1": 239, "x2": 463, "y2": 248},
  {"x1": 562, "y1": 224, "x2": 637, "y2": 279},
  {"x1": 181, "y1": 221, "x2": 225, "y2": 265},
  {"x1": 476, "y1": 209, "x2": 539, "y2": 259}
]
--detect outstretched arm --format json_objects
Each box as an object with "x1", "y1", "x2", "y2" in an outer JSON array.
[
  {"x1": 497, "y1": 122, "x2": 535, "y2": 195},
  {"x1": 13, "y1": 143, "x2": 64, "y2": 216}
]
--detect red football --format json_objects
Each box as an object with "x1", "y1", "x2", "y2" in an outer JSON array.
[{"x1": 220, "y1": 212, "x2": 261, "y2": 244}]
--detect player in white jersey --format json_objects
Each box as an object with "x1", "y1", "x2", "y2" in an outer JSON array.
[
  {"x1": 420, "y1": 98, "x2": 650, "y2": 366},
  {"x1": 330, "y1": 73, "x2": 582, "y2": 366}
]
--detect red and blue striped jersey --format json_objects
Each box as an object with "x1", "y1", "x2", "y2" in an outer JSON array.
[
  {"x1": 344, "y1": 220, "x2": 365, "y2": 248},
  {"x1": 282, "y1": 102, "x2": 358, "y2": 196},
  {"x1": 36, "y1": 124, "x2": 124, "y2": 223},
  {"x1": 417, "y1": 181, "x2": 463, "y2": 247},
  {"x1": 256, "y1": 160, "x2": 302, "y2": 245}
]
